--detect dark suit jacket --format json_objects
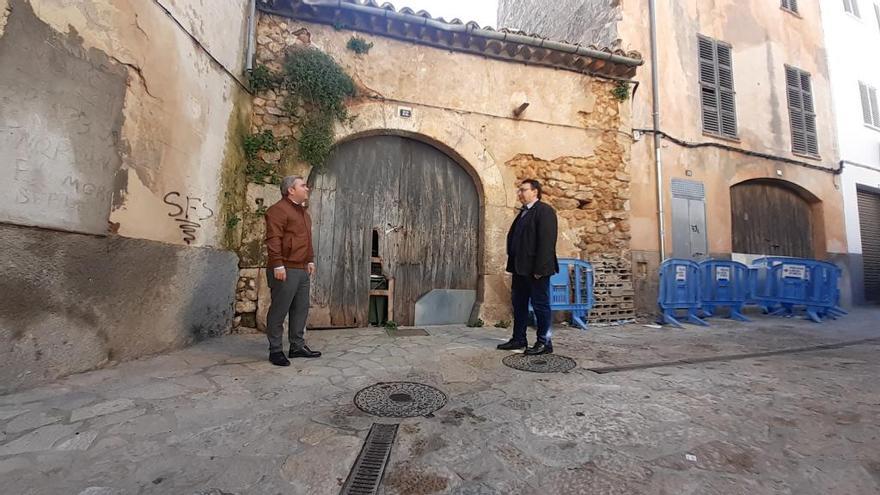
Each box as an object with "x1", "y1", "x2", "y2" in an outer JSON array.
[{"x1": 506, "y1": 200, "x2": 559, "y2": 277}]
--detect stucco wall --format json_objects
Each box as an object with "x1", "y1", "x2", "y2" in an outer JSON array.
[
  {"x1": 821, "y1": 0, "x2": 880, "y2": 304},
  {"x1": 237, "y1": 13, "x2": 634, "y2": 325},
  {"x1": 0, "y1": 0, "x2": 251, "y2": 390},
  {"x1": 501, "y1": 0, "x2": 848, "y2": 312}
]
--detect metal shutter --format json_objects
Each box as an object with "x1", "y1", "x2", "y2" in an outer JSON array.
[
  {"x1": 786, "y1": 66, "x2": 819, "y2": 156},
  {"x1": 857, "y1": 189, "x2": 880, "y2": 302},
  {"x1": 782, "y1": 0, "x2": 798, "y2": 12}
]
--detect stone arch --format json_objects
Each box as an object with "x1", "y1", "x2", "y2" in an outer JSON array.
[{"x1": 306, "y1": 130, "x2": 487, "y2": 325}]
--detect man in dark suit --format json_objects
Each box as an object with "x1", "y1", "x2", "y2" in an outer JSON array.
[{"x1": 498, "y1": 179, "x2": 559, "y2": 355}]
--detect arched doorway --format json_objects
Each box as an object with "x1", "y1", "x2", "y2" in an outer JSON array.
[
  {"x1": 307, "y1": 135, "x2": 480, "y2": 327},
  {"x1": 730, "y1": 179, "x2": 816, "y2": 258}
]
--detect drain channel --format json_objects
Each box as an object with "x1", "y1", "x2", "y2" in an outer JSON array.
[
  {"x1": 340, "y1": 423, "x2": 399, "y2": 495},
  {"x1": 587, "y1": 337, "x2": 880, "y2": 374}
]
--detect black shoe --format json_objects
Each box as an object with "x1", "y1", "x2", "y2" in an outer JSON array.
[
  {"x1": 524, "y1": 343, "x2": 553, "y2": 355},
  {"x1": 269, "y1": 351, "x2": 291, "y2": 366},
  {"x1": 289, "y1": 346, "x2": 321, "y2": 358},
  {"x1": 497, "y1": 340, "x2": 528, "y2": 351}
]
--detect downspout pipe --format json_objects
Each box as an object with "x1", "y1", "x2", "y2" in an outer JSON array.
[
  {"x1": 649, "y1": 0, "x2": 666, "y2": 261},
  {"x1": 245, "y1": 0, "x2": 257, "y2": 72}
]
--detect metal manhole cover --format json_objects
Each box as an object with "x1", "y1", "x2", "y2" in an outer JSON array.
[
  {"x1": 354, "y1": 382, "x2": 447, "y2": 417},
  {"x1": 502, "y1": 354, "x2": 577, "y2": 373}
]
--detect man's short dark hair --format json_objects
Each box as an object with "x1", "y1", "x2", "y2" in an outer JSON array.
[{"x1": 521, "y1": 179, "x2": 542, "y2": 199}]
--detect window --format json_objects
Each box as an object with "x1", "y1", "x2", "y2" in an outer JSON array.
[
  {"x1": 844, "y1": 0, "x2": 861, "y2": 17},
  {"x1": 781, "y1": 0, "x2": 798, "y2": 13},
  {"x1": 786, "y1": 66, "x2": 819, "y2": 156},
  {"x1": 860, "y1": 82, "x2": 880, "y2": 128},
  {"x1": 875, "y1": 3, "x2": 880, "y2": 30},
  {"x1": 698, "y1": 35, "x2": 737, "y2": 138}
]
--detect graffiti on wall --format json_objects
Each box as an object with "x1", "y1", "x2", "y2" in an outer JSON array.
[{"x1": 163, "y1": 192, "x2": 214, "y2": 245}]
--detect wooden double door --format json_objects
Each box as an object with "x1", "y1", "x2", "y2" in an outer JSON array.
[{"x1": 308, "y1": 136, "x2": 480, "y2": 326}]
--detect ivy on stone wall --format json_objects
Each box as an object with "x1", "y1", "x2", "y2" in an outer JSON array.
[{"x1": 242, "y1": 47, "x2": 355, "y2": 179}]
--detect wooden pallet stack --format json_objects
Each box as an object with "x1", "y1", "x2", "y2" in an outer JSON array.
[{"x1": 588, "y1": 255, "x2": 636, "y2": 324}]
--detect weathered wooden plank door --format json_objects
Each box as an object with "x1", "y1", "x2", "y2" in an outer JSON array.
[
  {"x1": 308, "y1": 136, "x2": 479, "y2": 326},
  {"x1": 730, "y1": 180, "x2": 813, "y2": 258}
]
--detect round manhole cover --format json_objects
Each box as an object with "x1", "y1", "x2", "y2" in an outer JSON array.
[
  {"x1": 502, "y1": 354, "x2": 577, "y2": 373},
  {"x1": 354, "y1": 382, "x2": 448, "y2": 417}
]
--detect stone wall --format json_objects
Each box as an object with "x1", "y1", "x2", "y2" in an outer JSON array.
[{"x1": 231, "y1": 12, "x2": 636, "y2": 327}]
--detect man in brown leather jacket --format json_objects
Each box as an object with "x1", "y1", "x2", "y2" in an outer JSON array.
[{"x1": 264, "y1": 175, "x2": 321, "y2": 366}]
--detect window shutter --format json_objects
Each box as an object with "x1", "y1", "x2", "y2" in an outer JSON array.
[
  {"x1": 786, "y1": 66, "x2": 819, "y2": 156},
  {"x1": 870, "y1": 86, "x2": 880, "y2": 127},
  {"x1": 860, "y1": 82, "x2": 873, "y2": 124},
  {"x1": 875, "y1": 3, "x2": 880, "y2": 30},
  {"x1": 698, "y1": 36, "x2": 720, "y2": 134},
  {"x1": 698, "y1": 35, "x2": 737, "y2": 138},
  {"x1": 791, "y1": 0, "x2": 798, "y2": 11},
  {"x1": 854, "y1": 0, "x2": 862, "y2": 16},
  {"x1": 717, "y1": 43, "x2": 737, "y2": 137}
]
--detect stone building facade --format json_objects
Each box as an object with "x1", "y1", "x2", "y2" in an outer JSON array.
[
  {"x1": 229, "y1": 0, "x2": 643, "y2": 331},
  {"x1": 500, "y1": 0, "x2": 849, "y2": 312}
]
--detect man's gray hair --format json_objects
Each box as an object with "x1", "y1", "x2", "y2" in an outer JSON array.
[{"x1": 280, "y1": 175, "x2": 304, "y2": 197}]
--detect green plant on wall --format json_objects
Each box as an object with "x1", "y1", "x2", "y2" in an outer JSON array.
[
  {"x1": 247, "y1": 64, "x2": 281, "y2": 93},
  {"x1": 346, "y1": 36, "x2": 374, "y2": 55},
  {"x1": 226, "y1": 214, "x2": 241, "y2": 230},
  {"x1": 243, "y1": 130, "x2": 283, "y2": 184},
  {"x1": 281, "y1": 47, "x2": 356, "y2": 169},
  {"x1": 611, "y1": 80, "x2": 630, "y2": 102}
]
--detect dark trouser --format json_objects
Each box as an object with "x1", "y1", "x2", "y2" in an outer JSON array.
[
  {"x1": 266, "y1": 268, "x2": 309, "y2": 353},
  {"x1": 511, "y1": 274, "x2": 552, "y2": 347}
]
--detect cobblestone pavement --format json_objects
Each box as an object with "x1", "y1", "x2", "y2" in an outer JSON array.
[{"x1": 2, "y1": 309, "x2": 879, "y2": 494}]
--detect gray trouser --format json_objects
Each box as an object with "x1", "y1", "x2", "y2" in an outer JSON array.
[{"x1": 266, "y1": 268, "x2": 309, "y2": 353}]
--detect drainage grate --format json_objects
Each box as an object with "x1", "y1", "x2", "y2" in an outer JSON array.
[
  {"x1": 386, "y1": 328, "x2": 429, "y2": 337},
  {"x1": 354, "y1": 382, "x2": 447, "y2": 417},
  {"x1": 502, "y1": 354, "x2": 577, "y2": 373},
  {"x1": 339, "y1": 423, "x2": 398, "y2": 495}
]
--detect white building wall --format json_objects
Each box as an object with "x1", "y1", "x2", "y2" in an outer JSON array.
[{"x1": 822, "y1": 0, "x2": 880, "y2": 303}]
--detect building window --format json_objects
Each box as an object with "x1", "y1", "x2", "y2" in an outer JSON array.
[
  {"x1": 698, "y1": 35, "x2": 737, "y2": 139},
  {"x1": 781, "y1": 0, "x2": 799, "y2": 13},
  {"x1": 860, "y1": 82, "x2": 880, "y2": 128},
  {"x1": 875, "y1": 3, "x2": 880, "y2": 30},
  {"x1": 786, "y1": 66, "x2": 819, "y2": 156},
  {"x1": 844, "y1": 0, "x2": 861, "y2": 17}
]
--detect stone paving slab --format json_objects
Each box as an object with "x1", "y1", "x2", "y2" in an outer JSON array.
[{"x1": 0, "y1": 310, "x2": 879, "y2": 494}]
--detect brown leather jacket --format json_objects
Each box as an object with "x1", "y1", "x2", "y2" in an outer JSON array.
[{"x1": 265, "y1": 198, "x2": 314, "y2": 269}]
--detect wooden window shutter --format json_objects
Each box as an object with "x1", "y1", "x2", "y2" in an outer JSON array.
[
  {"x1": 698, "y1": 36, "x2": 720, "y2": 134},
  {"x1": 870, "y1": 86, "x2": 880, "y2": 127},
  {"x1": 845, "y1": 0, "x2": 862, "y2": 17},
  {"x1": 698, "y1": 35, "x2": 737, "y2": 138},
  {"x1": 786, "y1": 66, "x2": 819, "y2": 156},
  {"x1": 860, "y1": 82, "x2": 873, "y2": 125},
  {"x1": 875, "y1": 3, "x2": 880, "y2": 30},
  {"x1": 717, "y1": 42, "x2": 737, "y2": 137}
]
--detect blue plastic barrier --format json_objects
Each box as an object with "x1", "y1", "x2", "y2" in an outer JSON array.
[
  {"x1": 657, "y1": 259, "x2": 708, "y2": 328},
  {"x1": 749, "y1": 257, "x2": 845, "y2": 323},
  {"x1": 529, "y1": 258, "x2": 594, "y2": 330},
  {"x1": 699, "y1": 260, "x2": 750, "y2": 321}
]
